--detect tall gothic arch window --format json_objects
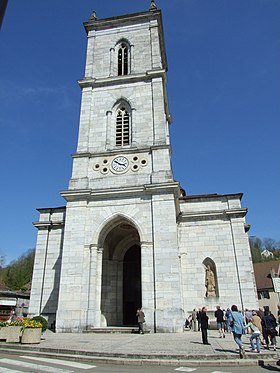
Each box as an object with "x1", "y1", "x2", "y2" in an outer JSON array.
[
  {"x1": 118, "y1": 43, "x2": 129, "y2": 76},
  {"x1": 116, "y1": 107, "x2": 130, "y2": 146}
]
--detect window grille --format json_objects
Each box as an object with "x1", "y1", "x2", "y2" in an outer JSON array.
[
  {"x1": 118, "y1": 43, "x2": 128, "y2": 76},
  {"x1": 116, "y1": 107, "x2": 129, "y2": 146}
]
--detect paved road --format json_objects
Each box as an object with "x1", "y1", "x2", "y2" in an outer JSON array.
[{"x1": 0, "y1": 352, "x2": 280, "y2": 373}]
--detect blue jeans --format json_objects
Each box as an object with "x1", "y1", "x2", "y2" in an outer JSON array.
[
  {"x1": 250, "y1": 332, "x2": 261, "y2": 352},
  {"x1": 233, "y1": 332, "x2": 243, "y2": 352}
]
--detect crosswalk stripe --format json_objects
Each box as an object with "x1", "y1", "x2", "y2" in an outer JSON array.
[
  {"x1": 0, "y1": 368, "x2": 23, "y2": 373},
  {"x1": 175, "y1": 368, "x2": 197, "y2": 372},
  {"x1": 0, "y1": 358, "x2": 74, "y2": 373},
  {"x1": 21, "y1": 356, "x2": 96, "y2": 369}
]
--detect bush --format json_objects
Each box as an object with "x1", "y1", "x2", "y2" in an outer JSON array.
[{"x1": 31, "y1": 316, "x2": 48, "y2": 332}]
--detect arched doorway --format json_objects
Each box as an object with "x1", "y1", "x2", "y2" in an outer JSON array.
[{"x1": 100, "y1": 220, "x2": 141, "y2": 326}]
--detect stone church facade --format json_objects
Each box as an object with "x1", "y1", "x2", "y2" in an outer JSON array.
[{"x1": 29, "y1": 3, "x2": 258, "y2": 333}]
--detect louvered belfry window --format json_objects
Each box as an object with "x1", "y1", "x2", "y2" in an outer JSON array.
[
  {"x1": 116, "y1": 107, "x2": 129, "y2": 147},
  {"x1": 118, "y1": 43, "x2": 128, "y2": 76}
]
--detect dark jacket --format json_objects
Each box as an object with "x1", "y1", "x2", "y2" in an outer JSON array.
[
  {"x1": 215, "y1": 308, "x2": 224, "y2": 323},
  {"x1": 262, "y1": 313, "x2": 277, "y2": 330},
  {"x1": 200, "y1": 311, "x2": 209, "y2": 329}
]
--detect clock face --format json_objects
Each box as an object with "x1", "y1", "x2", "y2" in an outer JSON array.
[{"x1": 111, "y1": 156, "x2": 129, "y2": 172}]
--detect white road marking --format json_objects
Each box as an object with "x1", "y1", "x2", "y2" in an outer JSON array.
[
  {"x1": 0, "y1": 367, "x2": 23, "y2": 373},
  {"x1": 210, "y1": 371, "x2": 233, "y2": 373},
  {"x1": 175, "y1": 368, "x2": 197, "y2": 372},
  {"x1": 21, "y1": 355, "x2": 96, "y2": 369},
  {"x1": 0, "y1": 358, "x2": 74, "y2": 373}
]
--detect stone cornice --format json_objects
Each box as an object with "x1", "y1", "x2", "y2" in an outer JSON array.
[
  {"x1": 178, "y1": 208, "x2": 248, "y2": 223},
  {"x1": 71, "y1": 144, "x2": 171, "y2": 159},
  {"x1": 33, "y1": 221, "x2": 65, "y2": 230},
  {"x1": 60, "y1": 181, "x2": 180, "y2": 202},
  {"x1": 78, "y1": 69, "x2": 166, "y2": 89},
  {"x1": 179, "y1": 193, "x2": 244, "y2": 201}
]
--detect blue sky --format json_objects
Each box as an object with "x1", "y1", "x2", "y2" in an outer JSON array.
[{"x1": 0, "y1": 0, "x2": 279, "y2": 265}]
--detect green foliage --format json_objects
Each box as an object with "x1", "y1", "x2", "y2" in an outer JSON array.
[
  {"x1": 31, "y1": 316, "x2": 48, "y2": 332},
  {"x1": 0, "y1": 249, "x2": 35, "y2": 290},
  {"x1": 249, "y1": 237, "x2": 280, "y2": 263}
]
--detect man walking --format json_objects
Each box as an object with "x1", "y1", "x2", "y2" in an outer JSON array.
[
  {"x1": 136, "y1": 308, "x2": 145, "y2": 334},
  {"x1": 215, "y1": 305, "x2": 225, "y2": 338}
]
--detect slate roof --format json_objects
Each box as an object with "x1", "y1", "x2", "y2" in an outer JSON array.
[{"x1": 253, "y1": 260, "x2": 280, "y2": 290}]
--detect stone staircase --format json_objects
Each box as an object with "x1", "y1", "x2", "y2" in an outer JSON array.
[{"x1": 83, "y1": 326, "x2": 139, "y2": 334}]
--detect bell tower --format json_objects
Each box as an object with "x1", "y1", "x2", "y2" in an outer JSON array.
[
  {"x1": 30, "y1": 2, "x2": 184, "y2": 333},
  {"x1": 63, "y1": 4, "x2": 174, "y2": 195},
  {"x1": 57, "y1": 3, "x2": 183, "y2": 332}
]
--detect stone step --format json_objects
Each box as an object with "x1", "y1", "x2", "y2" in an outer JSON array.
[{"x1": 83, "y1": 326, "x2": 139, "y2": 334}]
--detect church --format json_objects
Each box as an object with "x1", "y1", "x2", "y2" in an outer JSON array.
[{"x1": 29, "y1": 1, "x2": 258, "y2": 333}]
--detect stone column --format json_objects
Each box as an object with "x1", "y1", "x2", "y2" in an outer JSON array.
[
  {"x1": 131, "y1": 107, "x2": 136, "y2": 147},
  {"x1": 130, "y1": 44, "x2": 134, "y2": 73},
  {"x1": 140, "y1": 241, "x2": 155, "y2": 332},
  {"x1": 94, "y1": 246, "x2": 104, "y2": 327},
  {"x1": 109, "y1": 47, "x2": 115, "y2": 76},
  {"x1": 106, "y1": 110, "x2": 113, "y2": 149},
  {"x1": 86, "y1": 244, "x2": 97, "y2": 328}
]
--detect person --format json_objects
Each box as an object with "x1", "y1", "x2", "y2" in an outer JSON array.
[
  {"x1": 215, "y1": 305, "x2": 225, "y2": 338},
  {"x1": 225, "y1": 308, "x2": 231, "y2": 332},
  {"x1": 184, "y1": 315, "x2": 192, "y2": 329},
  {"x1": 184, "y1": 316, "x2": 190, "y2": 329},
  {"x1": 261, "y1": 305, "x2": 277, "y2": 350},
  {"x1": 197, "y1": 308, "x2": 202, "y2": 331},
  {"x1": 228, "y1": 305, "x2": 246, "y2": 359},
  {"x1": 277, "y1": 305, "x2": 280, "y2": 336},
  {"x1": 244, "y1": 316, "x2": 261, "y2": 353},
  {"x1": 205, "y1": 265, "x2": 216, "y2": 297},
  {"x1": 200, "y1": 306, "x2": 210, "y2": 345},
  {"x1": 251, "y1": 311, "x2": 264, "y2": 345},
  {"x1": 256, "y1": 307, "x2": 264, "y2": 320},
  {"x1": 136, "y1": 308, "x2": 145, "y2": 335},
  {"x1": 191, "y1": 309, "x2": 197, "y2": 331},
  {"x1": 10, "y1": 310, "x2": 17, "y2": 322},
  {"x1": 245, "y1": 308, "x2": 253, "y2": 333}
]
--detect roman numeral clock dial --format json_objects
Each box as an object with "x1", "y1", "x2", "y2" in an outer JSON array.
[{"x1": 111, "y1": 156, "x2": 129, "y2": 172}]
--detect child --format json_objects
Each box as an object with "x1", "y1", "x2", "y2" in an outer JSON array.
[{"x1": 245, "y1": 317, "x2": 261, "y2": 353}]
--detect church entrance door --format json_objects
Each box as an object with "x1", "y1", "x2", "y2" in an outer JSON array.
[
  {"x1": 123, "y1": 245, "x2": 141, "y2": 325},
  {"x1": 100, "y1": 221, "x2": 141, "y2": 327}
]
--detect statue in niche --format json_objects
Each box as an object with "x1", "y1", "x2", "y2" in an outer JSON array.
[{"x1": 205, "y1": 265, "x2": 216, "y2": 297}]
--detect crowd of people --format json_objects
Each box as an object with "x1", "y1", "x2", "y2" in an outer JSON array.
[{"x1": 185, "y1": 304, "x2": 279, "y2": 359}]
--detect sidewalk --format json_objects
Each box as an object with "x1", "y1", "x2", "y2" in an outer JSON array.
[{"x1": 0, "y1": 329, "x2": 279, "y2": 367}]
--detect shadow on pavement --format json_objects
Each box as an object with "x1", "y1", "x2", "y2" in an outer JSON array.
[
  {"x1": 214, "y1": 348, "x2": 236, "y2": 354},
  {"x1": 259, "y1": 364, "x2": 280, "y2": 371}
]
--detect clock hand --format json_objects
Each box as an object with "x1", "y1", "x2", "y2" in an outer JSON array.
[{"x1": 115, "y1": 160, "x2": 125, "y2": 166}]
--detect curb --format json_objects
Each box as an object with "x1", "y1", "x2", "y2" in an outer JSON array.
[{"x1": 0, "y1": 344, "x2": 278, "y2": 367}]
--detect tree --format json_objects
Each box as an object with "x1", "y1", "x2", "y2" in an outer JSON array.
[
  {"x1": 1, "y1": 249, "x2": 35, "y2": 291},
  {"x1": 0, "y1": 255, "x2": 4, "y2": 269},
  {"x1": 249, "y1": 237, "x2": 280, "y2": 263},
  {"x1": 249, "y1": 237, "x2": 263, "y2": 263}
]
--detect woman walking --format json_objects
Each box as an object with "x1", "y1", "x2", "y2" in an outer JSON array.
[{"x1": 228, "y1": 305, "x2": 246, "y2": 359}]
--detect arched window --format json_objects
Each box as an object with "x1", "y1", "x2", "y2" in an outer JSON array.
[
  {"x1": 118, "y1": 43, "x2": 128, "y2": 76},
  {"x1": 116, "y1": 107, "x2": 130, "y2": 146}
]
